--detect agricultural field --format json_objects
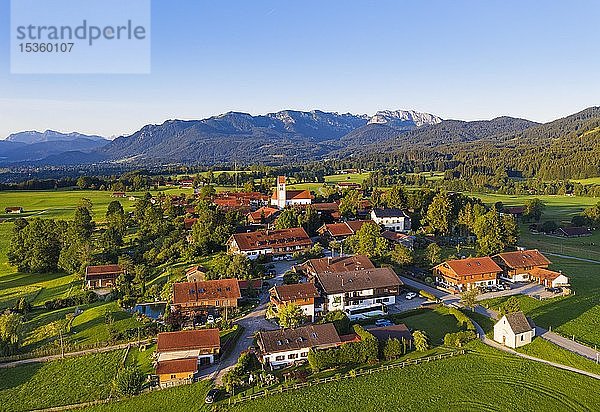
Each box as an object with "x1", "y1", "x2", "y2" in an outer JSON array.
[
  {"x1": 481, "y1": 257, "x2": 600, "y2": 347},
  {"x1": 227, "y1": 342, "x2": 600, "y2": 412},
  {"x1": 0, "y1": 349, "x2": 124, "y2": 411}
]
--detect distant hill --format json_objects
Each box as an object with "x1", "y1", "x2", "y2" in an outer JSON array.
[{"x1": 6, "y1": 130, "x2": 106, "y2": 144}]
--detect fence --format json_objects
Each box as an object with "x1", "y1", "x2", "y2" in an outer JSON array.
[{"x1": 228, "y1": 350, "x2": 466, "y2": 405}]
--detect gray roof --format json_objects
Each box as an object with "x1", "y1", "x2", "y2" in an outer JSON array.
[
  {"x1": 504, "y1": 312, "x2": 535, "y2": 334},
  {"x1": 258, "y1": 323, "x2": 340, "y2": 354},
  {"x1": 315, "y1": 267, "x2": 402, "y2": 294},
  {"x1": 372, "y1": 208, "x2": 409, "y2": 218}
]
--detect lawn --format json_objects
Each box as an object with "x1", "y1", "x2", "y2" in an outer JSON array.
[
  {"x1": 388, "y1": 306, "x2": 463, "y2": 344},
  {"x1": 0, "y1": 349, "x2": 124, "y2": 411},
  {"x1": 82, "y1": 380, "x2": 213, "y2": 412},
  {"x1": 519, "y1": 228, "x2": 600, "y2": 261},
  {"x1": 481, "y1": 257, "x2": 600, "y2": 347},
  {"x1": 227, "y1": 341, "x2": 600, "y2": 412}
]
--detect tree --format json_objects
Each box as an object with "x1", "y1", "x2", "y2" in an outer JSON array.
[
  {"x1": 275, "y1": 208, "x2": 300, "y2": 229},
  {"x1": 384, "y1": 185, "x2": 408, "y2": 209},
  {"x1": 383, "y1": 337, "x2": 403, "y2": 360},
  {"x1": 501, "y1": 214, "x2": 519, "y2": 247},
  {"x1": 338, "y1": 190, "x2": 362, "y2": 218},
  {"x1": 426, "y1": 192, "x2": 452, "y2": 236},
  {"x1": 583, "y1": 201, "x2": 600, "y2": 226},
  {"x1": 499, "y1": 296, "x2": 521, "y2": 316},
  {"x1": 412, "y1": 330, "x2": 429, "y2": 352},
  {"x1": 0, "y1": 311, "x2": 24, "y2": 356},
  {"x1": 391, "y1": 244, "x2": 413, "y2": 267},
  {"x1": 114, "y1": 366, "x2": 145, "y2": 396},
  {"x1": 540, "y1": 220, "x2": 558, "y2": 234},
  {"x1": 460, "y1": 288, "x2": 480, "y2": 310},
  {"x1": 345, "y1": 221, "x2": 387, "y2": 258},
  {"x1": 277, "y1": 303, "x2": 305, "y2": 328},
  {"x1": 425, "y1": 243, "x2": 442, "y2": 266},
  {"x1": 524, "y1": 198, "x2": 545, "y2": 222},
  {"x1": 106, "y1": 200, "x2": 127, "y2": 237},
  {"x1": 473, "y1": 210, "x2": 504, "y2": 255},
  {"x1": 11, "y1": 218, "x2": 62, "y2": 273},
  {"x1": 320, "y1": 310, "x2": 350, "y2": 334}
]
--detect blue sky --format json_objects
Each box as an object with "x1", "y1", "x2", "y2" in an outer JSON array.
[{"x1": 1, "y1": 0, "x2": 599, "y2": 138}]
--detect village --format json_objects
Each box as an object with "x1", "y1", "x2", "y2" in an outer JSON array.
[{"x1": 71, "y1": 175, "x2": 591, "y2": 405}]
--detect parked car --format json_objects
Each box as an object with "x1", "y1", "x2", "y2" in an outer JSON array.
[
  {"x1": 206, "y1": 314, "x2": 214, "y2": 323},
  {"x1": 266, "y1": 269, "x2": 277, "y2": 276},
  {"x1": 546, "y1": 287, "x2": 562, "y2": 293},
  {"x1": 284, "y1": 254, "x2": 294, "y2": 261},
  {"x1": 205, "y1": 388, "x2": 219, "y2": 404},
  {"x1": 496, "y1": 284, "x2": 505, "y2": 291},
  {"x1": 405, "y1": 292, "x2": 417, "y2": 300},
  {"x1": 375, "y1": 319, "x2": 394, "y2": 327}
]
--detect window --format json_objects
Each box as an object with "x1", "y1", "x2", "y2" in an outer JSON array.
[
  {"x1": 170, "y1": 374, "x2": 176, "y2": 379},
  {"x1": 288, "y1": 353, "x2": 298, "y2": 359},
  {"x1": 520, "y1": 335, "x2": 524, "y2": 341},
  {"x1": 300, "y1": 352, "x2": 308, "y2": 357},
  {"x1": 275, "y1": 355, "x2": 285, "y2": 361}
]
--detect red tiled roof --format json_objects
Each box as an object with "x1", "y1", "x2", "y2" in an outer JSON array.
[
  {"x1": 184, "y1": 218, "x2": 198, "y2": 230},
  {"x1": 238, "y1": 279, "x2": 263, "y2": 290},
  {"x1": 247, "y1": 206, "x2": 279, "y2": 222},
  {"x1": 155, "y1": 358, "x2": 198, "y2": 375},
  {"x1": 85, "y1": 265, "x2": 123, "y2": 280},
  {"x1": 494, "y1": 249, "x2": 551, "y2": 269},
  {"x1": 528, "y1": 267, "x2": 562, "y2": 281},
  {"x1": 271, "y1": 189, "x2": 313, "y2": 201},
  {"x1": 319, "y1": 220, "x2": 373, "y2": 237},
  {"x1": 271, "y1": 283, "x2": 319, "y2": 301},
  {"x1": 173, "y1": 279, "x2": 241, "y2": 305},
  {"x1": 230, "y1": 228, "x2": 312, "y2": 251},
  {"x1": 381, "y1": 231, "x2": 413, "y2": 242},
  {"x1": 157, "y1": 329, "x2": 220, "y2": 352},
  {"x1": 441, "y1": 257, "x2": 502, "y2": 276}
]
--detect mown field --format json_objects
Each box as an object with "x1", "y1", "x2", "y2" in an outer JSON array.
[
  {"x1": 227, "y1": 342, "x2": 600, "y2": 412},
  {"x1": 0, "y1": 349, "x2": 124, "y2": 411}
]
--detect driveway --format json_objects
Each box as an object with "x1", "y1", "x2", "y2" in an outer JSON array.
[
  {"x1": 476, "y1": 283, "x2": 545, "y2": 301},
  {"x1": 388, "y1": 294, "x2": 427, "y2": 314}
]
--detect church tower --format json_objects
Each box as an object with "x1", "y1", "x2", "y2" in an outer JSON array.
[{"x1": 277, "y1": 176, "x2": 287, "y2": 209}]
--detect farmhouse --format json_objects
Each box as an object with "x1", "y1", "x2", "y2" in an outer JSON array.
[
  {"x1": 227, "y1": 227, "x2": 312, "y2": 259},
  {"x1": 270, "y1": 283, "x2": 320, "y2": 321},
  {"x1": 528, "y1": 267, "x2": 570, "y2": 288},
  {"x1": 310, "y1": 202, "x2": 341, "y2": 222},
  {"x1": 155, "y1": 358, "x2": 198, "y2": 388},
  {"x1": 156, "y1": 328, "x2": 220, "y2": 365},
  {"x1": 316, "y1": 220, "x2": 374, "y2": 241},
  {"x1": 501, "y1": 206, "x2": 525, "y2": 218},
  {"x1": 381, "y1": 230, "x2": 415, "y2": 249},
  {"x1": 370, "y1": 208, "x2": 411, "y2": 233},
  {"x1": 557, "y1": 226, "x2": 592, "y2": 238},
  {"x1": 84, "y1": 264, "x2": 124, "y2": 289},
  {"x1": 493, "y1": 312, "x2": 535, "y2": 348},
  {"x1": 301, "y1": 255, "x2": 376, "y2": 280},
  {"x1": 314, "y1": 267, "x2": 402, "y2": 320},
  {"x1": 214, "y1": 192, "x2": 269, "y2": 209},
  {"x1": 434, "y1": 257, "x2": 502, "y2": 292},
  {"x1": 492, "y1": 249, "x2": 551, "y2": 283},
  {"x1": 171, "y1": 279, "x2": 241, "y2": 317},
  {"x1": 257, "y1": 323, "x2": 341, "y2": 369},
  {"x1": 185, "y1": 265, "x2": 207, "y2": 282},
  {"x1": 4, "y1": 206, "x2": 23, "y2": 214},
  {"x1": 335, "y1": 182, "x2": 361, "y2": 190},
  {"x1": 270, "y1": 176, "x2": 312, "y2": 209}
]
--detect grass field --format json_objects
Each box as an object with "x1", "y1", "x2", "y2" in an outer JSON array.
[
  {"x1": 389, "y1": 306, "x2": 463, "y2": 344},
  {"x1": 0, "y1": 349, "x2": 124, "y2": 411},
  {"x1": 572, "y1": 177, "x2": 600, "y2": 185},
  {"x1": 481, "y1": 257, "x2": 600, "y2": 347},
  {"x1": 227, "y1": 342, "x2": 600, "y2": 412},
  {"x1": 519, "y1": 228, "x2": 600, "y2": 261}
]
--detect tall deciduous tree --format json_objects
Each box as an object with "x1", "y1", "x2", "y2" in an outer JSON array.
[
  {"x1": 277, "y1": 303, "x2": 305, "y2": 329},
  {"x1": 345, "y1": 221, "x2": 387, "y2": 258},
  {"x1": 426, "y1": 192, "x2": 452, "y2": 236}
]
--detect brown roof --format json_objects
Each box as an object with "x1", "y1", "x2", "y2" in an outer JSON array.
[
  {"x1": 503, "y1": 312, "x2": 535, "y2": 334},
  {"x1": 238, "y1": 279, "x2": 263, "y2": 290},
  {"x1": 528, "y1": 267, "x2": 562, "y2": 281},
  {"x1": 184, "y1": 218, "x2": 198, "y2": 230},
  {"x1": 381, "y1": 231, "x2": 413, "y2": 242},
  {"x1": 316, "y1": 267, "x2": 402, "y2": 294},
  {"x1": 172, "y1": 279, "x2": 241, "y2": 305},
  {"x1": 319, "y1": 221, "x2": 372, "y2": 237},
  {"x1": 494, "y1": 249, "x2": 551, "y2": 269},
  {"x1": 271, "y1": 283, "x2": 319, "y2": 301},
  {"x1": 155, "y1": 358, "x2": 198, "y2": 375},
  {"x1": 230, "y1": 227, "x2": 312, "y2": 251},
  {"x1": 271, "y1": 189, "x2": 313, "y2": 201},
  {"x1": 278, "y1": 176, "x2": 286, "y2": 184},
  {"x1": 440, "y1": 257, "x2": 502, "y2": 276},
  {"x1": 558, "y1": 226, "x2": 592, "y2": 237},
  {"x1": 157, "y1": 329, "x2": 220, "y2": 352},
  {"x1": 369, "y1": 324, "x2": 413, "y2": 342},
  {"x1": 258, "y1": 323, "x2": 341, "y2": 354},
  {"x1": 303, "y1": 255, "x2": 375, "y2": 275},
  {"x1": 85, "y1": 264, "x2": 124, "y2": 280},
  {"x1": 504, "y1": 206, "x2": 525, "y2": 214},
  {"x1": 247, "y1": 206, "x2": 279, "y2": 222},
  {"x1": 312, "y1": 202, "x2": 339, "y2": 212}
]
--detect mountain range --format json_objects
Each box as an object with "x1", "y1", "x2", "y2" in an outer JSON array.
[{"x1": 2, "y1": 107, "x2": 599, "y2": 167}]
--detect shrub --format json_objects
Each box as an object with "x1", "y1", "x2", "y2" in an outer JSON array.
[
  {"x1": 382, "y1": 338, "x2": 403, "y2": 360},
  {"x1": 444, "y1": 330, "x2": 477, "y2": 347},
  {"x1": 114, "y1": 366, "x2": 145, "y2": 396},
  {"x1": 419, "y1": 290, "x2": 438, "y2": 302},
  {"x1": 320, "y1": 310, "x2": 350, "y2": 335},
  {"x1": 44, "y1": 291, "x2": 98, "y2": 310},
  {"x1": 308, "y1": 325, "x2": 378, "y2": 371},
  {"x1": 447, "y1": 308, "x2": 475, "y2": 331}
]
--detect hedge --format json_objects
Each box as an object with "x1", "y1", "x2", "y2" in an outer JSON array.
[
  {"x1": 443, "y1": 330, "x2": 477, "y2": 347},
  {"x1": 308, "y1": 325, "x2": 378, "y2": 372}
]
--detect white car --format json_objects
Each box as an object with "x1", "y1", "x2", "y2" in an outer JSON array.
[
  {"x1": 206, "y1": 314, "x2": 214, "y2": 323},
  {"x1": 405, "y1": 292, "x2": 418, "y2": 300}
]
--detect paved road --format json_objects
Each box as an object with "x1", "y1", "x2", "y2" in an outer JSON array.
[
  {"x1": 544, "y1": 252, "x2": 600, "y2": 265},
  {"x1": 473, "y1": 321, "x2": 600, "y2": 380},
  {"x1": 535, "y1": 327, "x2": 600, "y2": 362}
]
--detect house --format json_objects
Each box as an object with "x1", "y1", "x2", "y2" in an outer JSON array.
[
  {"x1": 156, "y1": 328, "x2": 220, "y2": 365},
  {"x1": 111, "y1": 192, "x2": 126, "y2": 198},
  {"x1": 335, "y1": 182, "x2": 361, "y2": 190},
  {"x1": 557, "y1": 226, "x2": 592, "y2": 238},
  {"x1": 270, "y1": 176, "x2": 312, "y2": 209},
  {"x1": 314, "y1": 267, "x2": 402, "y2": 320},
  {"x1": 434, "y1": 257, "x2": 502, "y2": 292},
  {"x1": 492, "y1": 249, "x2": 551, "y2": 283},
  {"x1": 184, "y1": 218, "x2": 198, "y2": 231},
  {"x1": 528, "y1": 267, "x2": 570, "y2": 288},
  {"x1": 316, "y1": 220, "x2": 374, "y2": 241},
  {"x1": 171, "y1": 279, "x2": 241, "y2": 317},
  {"x1": 311, "y1": 202, "x2": 341, "y2": 222},
  {"x1": 368, "y1": 323, "x2": 413, "y2": 345},
  {"x1": 4, "y1": 207, "x2": 23, "y2": 214},
  {"x1": 300, "y1": 255, "x2": 376, "y2": 280},
  {"x1": 370, "y1": 208, "x2": 411, "y2": 232},
  {"x1": 84, "y1": 264, "x2": 124, "y2": 289},
  {"x1": 270, "y1": 283, "x2": 320, "y2": 321},
  {"x1": 238, "y1": 279, "x2": 264, "y2": 295},
  {"x1": 493, "y1": 312, "x2": 535, "y2": 348},
  {"x1": 381, "y1": 230, "x2": 415, "y2": 249},
  {"x1": 155, "y1": 358, "x2": 198, "y2": 388},
  {"x1": 185, "y1": 265, "x2": 207, "y2": 283},
  {"x1": 257, "y1": 323, "x2": 341, "y2": 369},
  {"x1": 213, "y1": 192, "x2": 269, "y2": 209},
  {"x1": 247, "y1": 206, "x2": 280, "y2": 225},
  {"x1": 227, "y1": 227, "x2": 312, "y2": 259},
  {"x1": 501, "y1": 206, "x2": 525, "y2": 219}
]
